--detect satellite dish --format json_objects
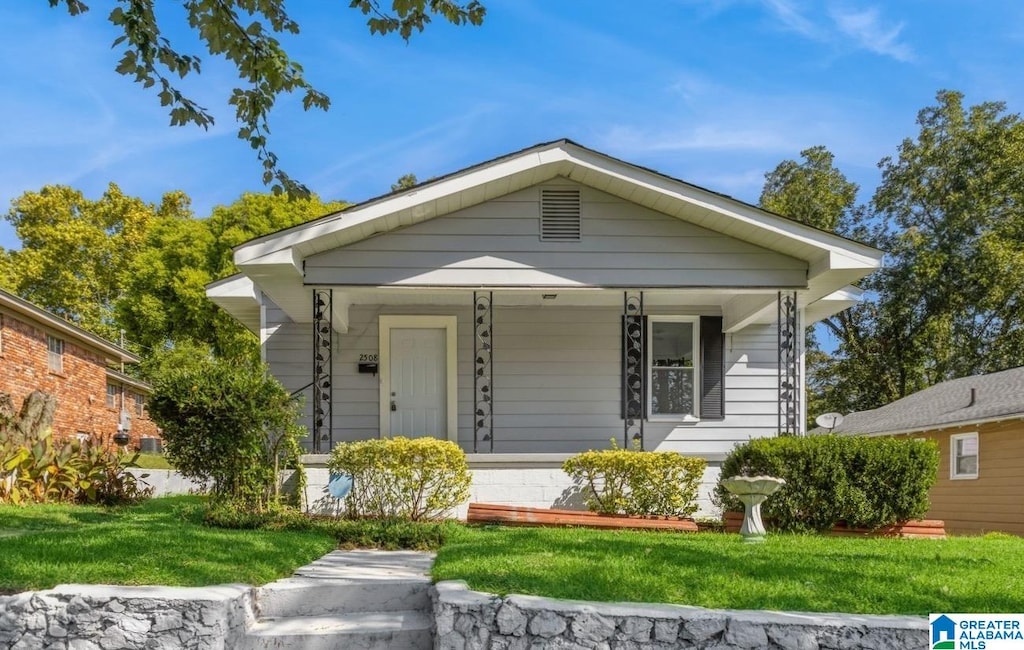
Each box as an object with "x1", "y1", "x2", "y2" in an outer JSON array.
[{"x1": 815, "y1": 412, "x2": 844, "y2": 432}]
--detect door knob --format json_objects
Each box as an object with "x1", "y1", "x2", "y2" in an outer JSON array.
[{"x1": 391, "y1": 400, "x2": 397, "y2": 412}]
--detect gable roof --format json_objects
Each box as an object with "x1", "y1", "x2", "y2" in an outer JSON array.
[
  {"x1": 824, "y1": 367, "x2": 1024, "y2": 436},
  {"x1": 218, "y1": 139, "x2": 882, "y2": 329}
]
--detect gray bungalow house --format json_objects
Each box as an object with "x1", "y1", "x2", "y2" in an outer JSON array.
[{"x1": 208, "y1": 140, "x2": 881, "y2": 514}]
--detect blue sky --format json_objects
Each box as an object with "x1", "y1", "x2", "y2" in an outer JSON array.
[{"x1": 1, "y1": 1, "x2": 1022, "y2": 251}]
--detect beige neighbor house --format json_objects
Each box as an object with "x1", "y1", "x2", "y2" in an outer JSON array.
[
  {"x1": 826, "y1": 367, "x2": 1024, "y2": 536},
  {"x1": 207, "y1": 139, "x2": 881, "y2": 515}
]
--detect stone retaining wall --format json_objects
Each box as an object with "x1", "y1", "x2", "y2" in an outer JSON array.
[
  {"x1": 432, "y1": 581, "x2": 928, "y2": 650},
  {"x1": 0, "y1": 584, "x2": 253, "y2": 650}
]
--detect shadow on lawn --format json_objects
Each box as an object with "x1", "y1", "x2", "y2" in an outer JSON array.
[{"x1": 436, "y1": 526, "x2": 1024, "y2": 615}]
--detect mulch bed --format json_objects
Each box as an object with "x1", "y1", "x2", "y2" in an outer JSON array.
[{"x1": 467, "y1": 503, "x2": 698, "y2": 532}]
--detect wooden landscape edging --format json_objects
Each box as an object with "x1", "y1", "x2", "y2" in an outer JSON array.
[
  {"x1": 723, "y1": 511, "x2": 946, "y2": 539},
  {"x1": 466, "y1": 503, "x2": 698, "y2": 532}
]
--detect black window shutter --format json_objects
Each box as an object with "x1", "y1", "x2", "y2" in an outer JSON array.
[{"x1": 700, "y1": 316, "x2": 726, "y2": 419}]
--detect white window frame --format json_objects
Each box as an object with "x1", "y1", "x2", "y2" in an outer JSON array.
[
  {"x1": 378, "y1": 315, "x2": 458, "y2": 442},
  {"x1": 647, "y1": 316, "x2": 700, "y2": 422},
  {"x1": 47, "y1": 335, "x2": 64, "y2": 373},
  {"x1": 0, "y1": 314, "x2": 4, "y2": 355},
  {"x1": 133, "y1": 392, "x2": 145, "y2": 417},
  {"x1": 950, "y1": 432, "x2": 979, "y2": 480},
  {"x1": 106, "y1": 383, "x2": 121, "y2": 410}
]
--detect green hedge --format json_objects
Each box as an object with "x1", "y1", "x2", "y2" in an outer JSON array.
[
  {"x1": 563, "y1": 448, "x2": 706, "y2": 517},
  {"x1": 328, "y1": 437, "x2": 471, "y2": 521},
  {"x1": 715, "y1": 435, "x2": 939, "y2": 532},
  {"x1": 203, "y1": 502, "x2": 456, "y2": 550}
]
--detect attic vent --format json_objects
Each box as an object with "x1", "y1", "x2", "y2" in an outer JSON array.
[{"x1": 540, "y1": 188, "x2": 581, "y2": 241}]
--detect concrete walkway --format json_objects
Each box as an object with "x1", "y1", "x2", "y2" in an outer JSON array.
[{"x1": 243, "y1": 550, "x2": 437, "y2": 650}]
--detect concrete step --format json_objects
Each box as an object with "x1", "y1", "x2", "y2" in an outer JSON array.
[
  {"x1": 255, "y1": 576, "x2": 431, "y2": 617},
  {"x1": 243, "y1": 610, "x2": 433, "y2": 650}
]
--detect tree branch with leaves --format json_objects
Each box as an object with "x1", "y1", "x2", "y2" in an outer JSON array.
[{"x1": 43, "y1": 0, "x2": 486, "y2": 196}]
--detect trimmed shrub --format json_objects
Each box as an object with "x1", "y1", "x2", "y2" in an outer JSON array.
[
  {"x1": 147, "y1": 347, "x2": 305, "y2": 511},
  {"x1": 328, "y1": 437, "x2": 471, "y2": 521},
  {"x1": 715, "y1": 435, "x2": 939, "y2": 532},
  {"x1": 562, "y1": 447, "x2": 706, "y2": 517},
  {"x1": 203, "y1": 502, "x2": 458, "y2": 550}
]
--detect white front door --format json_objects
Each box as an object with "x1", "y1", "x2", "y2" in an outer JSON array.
[
  {"x1": 379, "y1": 315, "x2": 458, "y2": 441},
  {"x1": 389, "y1": 328, "x2": 446, "y2": 437}
]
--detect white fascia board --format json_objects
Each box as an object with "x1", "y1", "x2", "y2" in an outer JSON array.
[
  {"x1": 803, "y1": 285, "x2": 865, "y2": 325},
  {"x1": 233, "y1": 147, "x2": 570, "y2": 267},
  {"x1": 206, "y1": 273, "x2": 259, "y2": 301},
  {"x1": 562, "y1": 144, "x2": 883, "y2": 264},
  {"x1": 206, "y1": 274, "x2": 262, "y2": 333}
]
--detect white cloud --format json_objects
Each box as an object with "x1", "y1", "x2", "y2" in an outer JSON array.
[
  {"x1": 760, "y1": 0, "x2": 824, "y2": 40},
  {"x1": 829, "y1": 5, "x2": 915, "y2": 62}
]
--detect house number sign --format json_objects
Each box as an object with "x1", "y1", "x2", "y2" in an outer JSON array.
[{"x1": 358, "y1": 353, "x2": 379, "y2": 362}]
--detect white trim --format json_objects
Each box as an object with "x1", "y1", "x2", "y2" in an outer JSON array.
[
  {"x1": 378, "y1": 315, "x2": 458, "y2": 442},
  {"x1": 647, "y1": 316, "x2": 700, "y2": 422},
  {"x1": 949, "y1": 432, "x2": 979, "y2": 480}
]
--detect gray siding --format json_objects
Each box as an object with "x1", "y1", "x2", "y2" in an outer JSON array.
[
  {"x1": 264, "y1": 299, "x2": 782, "y2": 455},
  {"x1": 304, "y1": 181, "x2": 807, "y2": 288}
]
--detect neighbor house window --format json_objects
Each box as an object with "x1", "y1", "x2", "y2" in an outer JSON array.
[
  {"x1": 132, "y1": 391, "x2": 144, "y2": 417},
  {"x1": 950, "y1": 432, "x2": 978, "y2": 480},
  {"x1": 648, "y1": 317, "x2": 700, "y2": 420},
  {"x1": 106, "y1": 383, "x2": 121, "y2": 409},
  {"x1": 47, "y1": 335, "x2": 63, "y2": 372}
]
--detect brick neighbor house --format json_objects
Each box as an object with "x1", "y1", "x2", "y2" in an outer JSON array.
[{"x1": 0, "y1": 288, "x2": 160, "y2": 449}]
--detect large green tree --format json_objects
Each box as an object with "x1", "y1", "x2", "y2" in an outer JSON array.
[
  {"x1": 759, "y1": 146, "x2": 862, "y2": 422},
  {"x1": 117, "y1": 191, "x2": 347, "y2": 358},
  {"x1": 1, "y1": 184, "x2": 190, "y2": 341},
  {"x1": 814, "y1": 90, "x2": 1024, "y2": 415},
  {"x1": 2, "y1": 185, "x2": 345, "y2": 358},
  {"x1": 760, "y1": 145, "x2": 858, "y2": 233},
  {"x1": 44, "y1": 0, "x2": 485, "y2": 196}
]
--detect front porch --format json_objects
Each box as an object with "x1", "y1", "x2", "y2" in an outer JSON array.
[{"x1": 277, "y1": 286, "x2": 815, "y2": 458}]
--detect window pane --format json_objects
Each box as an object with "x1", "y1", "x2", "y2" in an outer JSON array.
[
  {"x1": 956, "y1": 454, "x2": 977, "y2": 476},
  {"x1": 955, "y1": 436, "x2": 978, "y2": 476},
  {"x1": 651, "y1": 322, "x2": 694, "y2": 367},
  {"x1": 651, "y1": 368, "x2": 694, "y2": 415},
  {"x1": 957, "y1": 436, "x2": 978, "y2": 457}
]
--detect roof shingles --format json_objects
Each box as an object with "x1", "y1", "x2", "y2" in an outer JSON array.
[{"x1": 824, "y1": 366, "x2": 1024, "y2": 435}]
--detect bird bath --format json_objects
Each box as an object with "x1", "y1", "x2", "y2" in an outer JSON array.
[{"x1": 721, "y1": 475, "x2": 785, "y2": 543}]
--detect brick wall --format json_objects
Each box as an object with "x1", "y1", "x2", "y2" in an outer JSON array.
[{"x1": 0, "y1": 313, "x2": 159, "y2": 449}]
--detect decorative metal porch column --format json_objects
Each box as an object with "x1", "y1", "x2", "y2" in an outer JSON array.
[
  {"x1": 623, "y1": 291, "x2": 645, "y2": 449},
  {"x1": 473, "y1": 291, "x2": 493, "y2": 452},
  {"x1": 312, "y1": 289, "x2": 334, "y2": 453},
  {"x1": 777, "y1": 291, "x2": 800, "y2": 435}
]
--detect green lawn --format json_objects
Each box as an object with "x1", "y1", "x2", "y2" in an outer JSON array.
[
  {"x1": 432, "y1": 525, "x2": 1024, "y2": 616},
  {"x1": 0, "y1": 496, "x2": 335, "y2": 593}
]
